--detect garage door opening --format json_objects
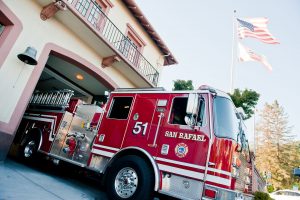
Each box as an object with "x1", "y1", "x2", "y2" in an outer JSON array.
[
  {"x1": 34, "y1": 55, "x2": 111, "y2": 106},
  {"x1": 10, "y1": 51, "x2": 116, "y2": 160}
]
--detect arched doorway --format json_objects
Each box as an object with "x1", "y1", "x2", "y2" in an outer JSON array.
[
  {"x1": 37, "y1": 43, "x2": 118, "y2": 104},
  {"x1": 7, "y1": 43, "x2": 118, "y2": 158}
]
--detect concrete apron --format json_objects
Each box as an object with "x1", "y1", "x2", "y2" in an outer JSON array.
[{"x1": 0, "y1": 159, "x2": 106, "y2": 200}]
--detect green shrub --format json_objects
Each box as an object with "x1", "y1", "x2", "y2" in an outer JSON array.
[
  {"x1": 267, "y1": 185, "x2": 275, "y2": 193},
  {"x1": 254, "y1": 191, "x2": 272, "y2": 200}
]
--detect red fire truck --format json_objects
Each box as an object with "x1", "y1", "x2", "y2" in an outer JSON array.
[{"x1": 13, "y1": 86, "x2": 253, "y2": 200}]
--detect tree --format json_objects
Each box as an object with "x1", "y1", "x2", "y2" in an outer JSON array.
[
  {"x1": 255, "y1": 101, "x2": 299, "y2": 190},
  {"x1": 229, "y1": 88, "x2": 260, "y2": 119},
  {"x1": 173, "y1": 80, "x2": 194, "y2": 91}
]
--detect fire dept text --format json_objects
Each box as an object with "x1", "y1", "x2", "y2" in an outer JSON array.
[{"x1": 165, "y1": 131, "x2": 206, "y2": 142}]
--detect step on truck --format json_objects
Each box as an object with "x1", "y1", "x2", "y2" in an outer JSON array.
[{"x1": 13, "y1": 85, "x2": 253, "y2": 200}]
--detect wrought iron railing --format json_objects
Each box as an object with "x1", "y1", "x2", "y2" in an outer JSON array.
[{"x1": 66, "y1": 0, "x2": 159, "y2": 86}]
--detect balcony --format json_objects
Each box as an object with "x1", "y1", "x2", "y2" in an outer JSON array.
[{"x1": 42, "y1": 0, "x2": 160, "y2": 87}]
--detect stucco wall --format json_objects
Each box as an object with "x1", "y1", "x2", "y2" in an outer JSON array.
[
  {"x1": 107, "y1": 0, "x2": 165, "y2": 72},
  {"x1": 0, "y1": 0, "x2": 139, "y2": 123}
]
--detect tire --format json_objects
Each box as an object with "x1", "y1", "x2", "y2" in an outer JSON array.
[
  {"x1": 19, "y1": 135, "x2": 39, "y2": 161},
  {"x1": 105, "y1": 155, "x2": 154, "y2": 200}
]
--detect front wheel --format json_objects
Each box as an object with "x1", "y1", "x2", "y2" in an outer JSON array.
[
  {"x1": 19, "y1": 136, "x2": 39, "y2": 160},
  {"x1": 105, "y1": 155, "x2": 154, "y2": 200}
]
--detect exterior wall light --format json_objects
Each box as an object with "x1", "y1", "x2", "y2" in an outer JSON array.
[{"x1": 76, "y1": 74, "x2": 84, "y2": 80}]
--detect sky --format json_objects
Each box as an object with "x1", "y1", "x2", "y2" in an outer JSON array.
[{"x1": 135, "y1": 0, "x2": 300, "y2": 141}]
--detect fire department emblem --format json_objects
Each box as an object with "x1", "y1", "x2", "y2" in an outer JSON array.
[{"x1": 175, "y1": 143, "x2": 188, "y2": 158}]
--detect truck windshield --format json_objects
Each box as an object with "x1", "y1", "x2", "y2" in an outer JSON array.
[{"x1": 213, "y1": 96, "x2": 239, "y2": 140}]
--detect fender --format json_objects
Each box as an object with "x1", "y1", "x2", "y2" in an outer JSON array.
[{"x1": 104, "y1": 146, "x2": 160, "y2": 191}]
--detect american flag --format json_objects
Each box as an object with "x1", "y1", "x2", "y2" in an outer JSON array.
[
  {"x1": 237, "y1": 18, "x2": 279, "y2": 44},
  {"x1": 238, "y1": 42, "x2": 272, "y2": 71}
]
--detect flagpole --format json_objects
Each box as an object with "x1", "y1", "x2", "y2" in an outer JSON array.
[{"x1": 230, "y1": 10, "x2": 237, "y2": 94}]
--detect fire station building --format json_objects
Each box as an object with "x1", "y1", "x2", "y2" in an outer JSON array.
[{"x1": 0, "y1": 0, "x2": 177, "y2": 161}]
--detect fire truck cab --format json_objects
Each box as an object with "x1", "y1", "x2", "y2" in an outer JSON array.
[{"x1": 13, "y1": 86, "x2": 252, "y2": 200}]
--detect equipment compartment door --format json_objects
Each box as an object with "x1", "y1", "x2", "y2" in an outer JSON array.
[
  {"x1": 122, "y1": 96, "x2": 160, "y2": 155},
  {"x1": 50, "y1": 111, "x2": 73, "y2": 155},
  {"x1": 50, "y1": 105, "x2": 103, "y2": 166}
]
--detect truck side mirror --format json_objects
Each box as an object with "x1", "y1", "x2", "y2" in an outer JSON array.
[
  {"x1": 104, "y1": 91, "x2": 110, "y2": 103},
  {"x1": 186, "y1": 93, "x2": 198, "y2": 116},
  {"x1": 184, "y1": 114, "x2": 196, "y2": 126},
  {"x1": 185, "y1": 93, "x2": 199, "y2": 127},
  {"x1": 104, "y1": 91, "x2": 109, "y2": 96}
]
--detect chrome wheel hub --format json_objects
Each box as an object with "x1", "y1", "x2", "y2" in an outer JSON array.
[
  {"x1": 24, "y1": 140, "x2": 36, "y2": 158},
  {"x1": 114, "y1": 167, "x2": 138, "y2": 198}
]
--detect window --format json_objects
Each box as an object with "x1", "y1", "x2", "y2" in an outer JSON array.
[
  {"x1": 118, "y1": 24, "x2": 146, "y2": 66},
  {"x1": 213, "y1": 96, "x2": 239, "y2": 139},
  {"x1": 119, "y1": 36, "x2": 131, "y2": 57},
  {"x1": 108, "y1": 97, "x2": 133, "y2": 119},
  {"x1": 127, "y1": 36, "x2": 138, "y2": 63},
  {"x1": 119, "y1": 36, "x2": 139, "y2": 63},
  {"x1": 169, "y1": 97, "x2": 188, "y2": 125},
  {"x1": 169, "y1": 97, "x2": 206, "y2": 126},
  {"x1": 0, "y1": 2, "x2": 22, "y2": 68},
  {"x1": 0, "y1": 23, "x2": 4, "y2": 36},
  {"x1": 290, "y1": 192, "x2": 300, "y2": 196}
]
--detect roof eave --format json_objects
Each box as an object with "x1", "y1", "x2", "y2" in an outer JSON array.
[{"x1": 122, "y1": 0, "x2": 178, "y2": 66}]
